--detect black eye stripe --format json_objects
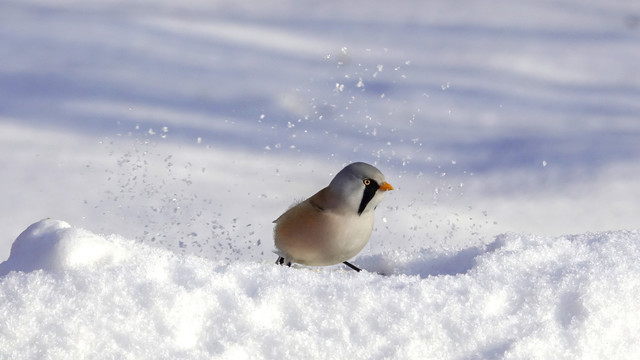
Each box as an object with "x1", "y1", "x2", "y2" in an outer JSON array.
[{"x1": 358, "y1": 179, "x2": 379, "y2": 215}]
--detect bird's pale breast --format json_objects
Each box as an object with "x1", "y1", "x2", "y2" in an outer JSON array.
[{"x1": 274, "y1": 199, "x2": 374, "y2": 266}]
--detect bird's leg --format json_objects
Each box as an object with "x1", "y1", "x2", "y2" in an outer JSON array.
[{"x1": 343, "y1": 261, "x2": 362, "y2": 272}]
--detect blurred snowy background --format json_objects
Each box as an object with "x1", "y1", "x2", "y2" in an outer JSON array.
[{"x1": 2, "y1": 0, "x2": 640, "y2": 262}]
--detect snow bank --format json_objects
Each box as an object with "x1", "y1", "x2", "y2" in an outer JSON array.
[{"x1": 1, "y1": 219, "x2": 640, "y2": 359}]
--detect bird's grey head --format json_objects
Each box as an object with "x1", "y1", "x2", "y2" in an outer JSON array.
[{"x1": 329, "y1": 162, "x2": 393, "y2": 215}]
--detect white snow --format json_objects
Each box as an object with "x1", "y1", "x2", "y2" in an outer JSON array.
[
  {"x1": 2, "y1": 219, "x2": 640, "y2": 359},
  {"x1": 2, "y1": 0, "x2": 640, "y2": 358}
]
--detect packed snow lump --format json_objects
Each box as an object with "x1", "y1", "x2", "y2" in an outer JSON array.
[{"x1": 1, "y1": 219, "x2": 639, "y2": 359}]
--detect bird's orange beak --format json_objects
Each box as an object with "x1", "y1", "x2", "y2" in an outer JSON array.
[{"x1": 379, "y1": 182, "x2": 394, "y2": 191}]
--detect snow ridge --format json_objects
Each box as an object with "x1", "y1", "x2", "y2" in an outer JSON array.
[{"x1": 1, "y1": 219, "x2": 639, "y2": 359}]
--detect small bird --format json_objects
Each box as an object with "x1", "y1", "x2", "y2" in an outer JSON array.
[{"x1": 273, "y1": 162, "x2": 393, "y2": 271}]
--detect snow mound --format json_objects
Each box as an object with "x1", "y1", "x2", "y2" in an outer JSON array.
[
  {"x1": 0, "y1": 219, "x2": 128, "y2": 275},
  {"x1": 1, "y1": 220, "x2": 640, "y2": 359}
]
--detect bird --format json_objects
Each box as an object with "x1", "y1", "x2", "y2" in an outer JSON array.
[{"x1": 273, "y1": 162, "x2": 393, "y2": 272}]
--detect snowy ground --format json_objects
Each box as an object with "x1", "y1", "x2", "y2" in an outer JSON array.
[
  {"x1": 2, "y1": 219, "x2": 640, "y2": 359},
  {"x1": 2, "y1": 0, "x2": 640, "y2": 358}
]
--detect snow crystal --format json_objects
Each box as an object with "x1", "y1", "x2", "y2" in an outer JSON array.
[{"x1": 1, "y1": 219, "x2": 640, "y2": 359}]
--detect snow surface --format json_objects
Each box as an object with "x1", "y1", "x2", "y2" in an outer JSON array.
[
  {"x1": 2, "y1": 0, "x2": 640, "y2": 358},
  {"x1": 2, "y1": 219, "x2": 640, "y2": 359}
]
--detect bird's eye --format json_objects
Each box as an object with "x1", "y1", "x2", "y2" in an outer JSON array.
[{"x1": 363, "y1": 179, "x2": 371, "y2": 186}]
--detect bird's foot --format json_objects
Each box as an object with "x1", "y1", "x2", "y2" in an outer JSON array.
[{"x1": 276, "y1": 256, "x2": 292, "y2": 267}]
